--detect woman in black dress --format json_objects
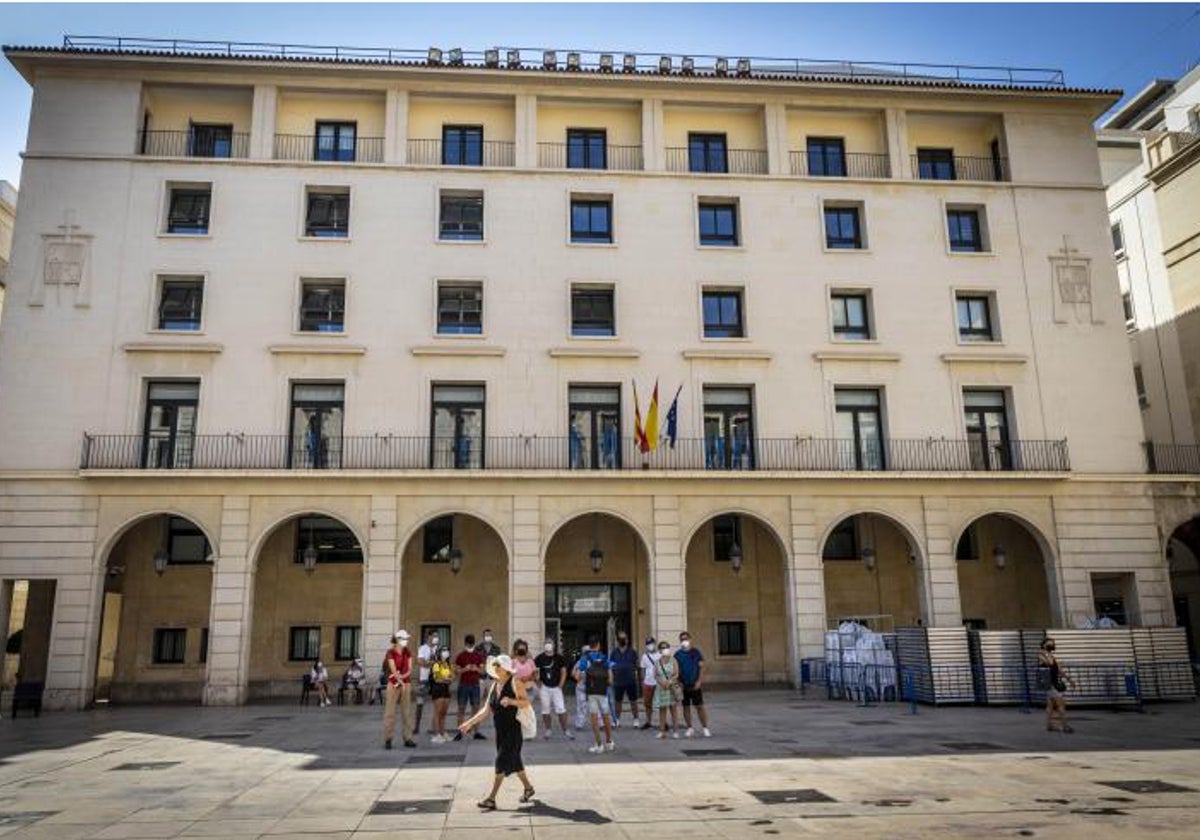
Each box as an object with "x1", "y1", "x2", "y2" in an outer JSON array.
[{"x1": 459, "y1": 653, "x2": 535, "y2": 809}]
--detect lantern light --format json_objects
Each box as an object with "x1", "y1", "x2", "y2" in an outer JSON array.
[
  {"x1": 993, "y1": 544, "x2": 1007, "y2": 570},
  {"x1": 302, "y1": 544, "x2": 319, "y2": 574},
  {"x1": 449, "y1": 547, "x2": 463, "y2": 575},
  {"x1": 729, "y1": 540, "x2": 744, "y2": 574},
  {"x1": 153, "y1": 547, "x2": 169, "y2": 576},
  {"x1": 861, "y1": 546, "x2": 877, "y2": 572}
]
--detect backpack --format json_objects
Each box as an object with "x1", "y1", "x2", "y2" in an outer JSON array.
[{"x1": 585, "y1": 656, "x2": 609, "y2": 695}]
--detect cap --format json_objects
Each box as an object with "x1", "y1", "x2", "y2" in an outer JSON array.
[
  {"x1": 645, "y1": 636, "x2": 656, "y2": 645},
  {"x1": 394, "y1": 629, "x2": 410, "y2": 640}
]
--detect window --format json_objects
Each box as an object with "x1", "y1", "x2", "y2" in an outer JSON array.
[
  {"x1": 571, "y1": 287, "x2": 615, "y2": 337},
  {"x1": 167, "y1": 516, "x2": 210, "y2": 564},
  {"x1": 567, "y1": 129, "x2": 607, "y2": 169},
  {"x1": 963, "y1": 389, "x2": 1010, "y2": 471},
  {"x1": 956, "y1": 294, "x2": 995, "y2": 342},
  {"x1": 823, "y1": 518, "x2": 858, "y2": 560},
  {"x1": 956, "y1": 523, "x2": 980, "y2": 560},
  {"x1": 807, "y1": 137, "x2": 846, "y2": 177},
  {"x1": 835, "y1": 388, "x2": 884, "y2": 470},
  {"x1": 917, "y1": 147, "x2": 956, "y2": 180},
  {"x1": 437, "y1": 283, "x2": 483, "y2": 335},
  {"x1": 424, "y1": 516, "x2": 454, "y2": 563},
  {"x1": 305, "y1": 189, "x2": 350, "y2": 237},
  {"x1": 289, "y1": 626, "x2": 321, "y2": 661},
  {"x1": 289, "y1": 382, "x2": 344, "y2": 469},
  {"x1": 443, "y1": 125, "x2": 483, "y2": 166},
  {"x1": 157, "y1": 277, "x2": 204, "y2": 331},
  {"x1": 831, "y1": 292, "x2": 871, "y2": 340},
  {"x1": 698, "y1": 201, "x2": 739, "y2": 246},
  {"x1": 570, "y1": 198, "x2": 613, "y2": 243},
  {"x1": 431, "y1": 384, "x2": 485, "y2": 469},
  {"x1": 688, "y1": 132, "x2": 728, "y2": 173},
  {"x1": 702, "y1": 290, "x2": 745, "y2": 338},
  {"x1": 824, "y1": 204, "x2": 863, "y2": 249},
  {"x1": 1122, "y1": 291, "x2": 1136, "y2": 331},
  {"x1": 336, "y1": 626, "x2": 361, "y2": 661},
  {"x1": 152, "y1": 628, "x2": 187, "y2": 664},
  {"x1": 569, "y1": 384, "x2": 621, "y2": 469},
  {"x1": 717, "y1": 621, "x2": 748, "y2": 656},
  {"x1": 189, "y1": 123, "x2": 233, "y2": 158},
  {"x1": 947, "y1": 209, "x2": 983, "y2": 252},
  {"x1": 1133, "y1": 364, "x2": 1149, "y2": 409},
  {"x1": 712, "y1": 515, "x2": 741, "y2": 562},
  {"x1": 439, "y1": 191, "x2": 484, "y2": 241},
  {"x1": 1111, "y1": 222, "x2": 1125, "y2": 257},
  {"x1": 143, "y1": 380, "x2": 198, "y2": 469},
  {"x1": 199, "y1": 628, "x2": 209, "y2": 663},
  {"x1": 703, "y1": 386, "x2": 754, "y2": 470},
  {"x1": 295, "y1": 515, "x2": 362, "y2": 564},
  {"x1": 315, "y1": 121, "x2": 357, "y2": 162},
  {"x1": 166, "y1": 186, "x2": 211, "y2": 234},
  {"x1": 299, "y1": 279, "x2": 345, "y2": 333}
]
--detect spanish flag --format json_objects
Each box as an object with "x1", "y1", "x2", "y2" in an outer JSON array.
[
  {"x1": 633, "y1": 380, "x2": 649, "y2": 454},
  {"x1": 644, "y1": 380, "x2": 660, "y2": 452}
]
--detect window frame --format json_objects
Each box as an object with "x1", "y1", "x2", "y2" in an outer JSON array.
[
  {"x1": 712, "y1": 515, "x2": 742, "y2": 563},
  {"x1": 697, "y1": 199, "x2": 740, "y2": 247},
  {"x1": 152, "y1": 628, "x2": 187, "y2": 665},
  {"x1": 442, "y1": 124, "x2": 484, "y2": 166},
  {"x1": 289, "y1": 626, "x2": 322, "y2": 662},
  {"x1": 946, "y1": 208, "x2": 983, "y2": 253},
  {"x1": 701, "y1": 288, "x2": 746, "y2": 339},
  {"x1": 164, "y1": 184, "x2": 212, "y2": 235},
  {"x1": 567, "y1": 383, "x2": 622, "y2": 470},
  {"x1": 823, "y1": 203, "x2": 864, "y2": 250},
  {"x1": 1111, "y1": 221, "x2": 1125, "y2": 258},
  {"x1": 962, "y1": 388, "x2": 1012, "y2": 471},
  {"x1": 1133, "y1": 363, "x2": 1149, "y2": 409},
  {"x1": 438, "y1": 190, "x2": 485, "y2": 242},
  {"x1": 688, "y1": 132, "x2": 729, "y2": 173},
  {"x1": 287, "y1": 380, "x2": 346, "y2": 470},
  {"x1": 570, "y1": 285, "x2": 617, "y2": 338},
  {"x1": 1122, "y1": 290, "x2": 1137, "y2": 331},
  {"x1": 335, "y1": 625, "x2": 362, "y2": 661},
  {"x1": 830, "y1": 290, "x2": 872, "y2": 341},
  {"x1": 822, "y1": 518, "x2": 859, "y2": 560},
  {"x1": 566, "y1": 128, "x2": 608, "y2": 170},
  {"x1": 917, "y1": 147, "x2": 956, "y2": 180},
  {"x1": 154, "y1": 274, "x2": 205, "y2": 332},
  {"x1": 188, "y1": 122, "x2": 234, "y2": 159},
  {"x1": 303, "y1": 187, "x2": 351, "y2": 239},
  {"x1": 806, "y1": 136, "x2": 847, "y2": 177},
  {"x1": 834, "y1": 387, "x2": 886, "y2": 471},
  {"x1": 955, "y1": 523, "x2": 980, "y2": 561},
  {"x1": 314, "y1": 121, "x2": 358, "y2": 162},
  {"x1": 297, "y1": 277, "x2": 347, "y2": 334},
  {"x1": 955, "y1": 292, "x2": 996, "y2": 343},
  {"x1": 436, "y1": 281, "x2": 484, "y2": 336},
  {"x1": 166, "y1": 515, "x2": 211, "y2": 565},
  {"x1": 715, "y1": 619, "x2": 749, "y2": 657},
  {"x1": 429, "y1": 383, "x2": 487, "y2": 469},
  {"x1": 142, "y1": 379, "x2": 200, "y2": 469},
  {"x1": 702, "y1": 385, "x2": 755, "y2": 470},
  {"x1": 569, "y1": 197, "x2": 614, "y2": 244}
]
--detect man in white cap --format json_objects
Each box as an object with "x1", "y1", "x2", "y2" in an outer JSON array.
[{"x1": 383, "y1": 630, "x2": 416, "y2": 749}]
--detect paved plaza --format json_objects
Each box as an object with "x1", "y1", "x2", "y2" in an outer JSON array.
[{"x1": 1, "y1": 689, "x2": 1199, "y2": 838}]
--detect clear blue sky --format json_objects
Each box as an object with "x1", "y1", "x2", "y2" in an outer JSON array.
[{"x1": 2, "y1": 2, "x2": 1200, "y2": 186}]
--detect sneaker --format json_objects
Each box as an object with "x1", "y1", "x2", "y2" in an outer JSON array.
[
  {"x1": 671, "y1": 732, "x2": 680, "y2": 740},
  {"x1": 384, "y1": 739, "x2": 393, "y2": 750},
  {"x1": 431, "y1": 734, "x2": 444, "y2": 744},
  {"x1": 685, "y1": 727, "x2": 695, "y2": 738},
  {"x1": 587, "y1": 745, "x2": 604, "y2": 754},
  {"x1": 604, "y1": 741, "x2": 616, "y2": 752},
  {"x1": 612, "y1": 718, "x2": 620, "y2": 728},
  {"x1": 404, "y1": 740, "x2": 417, "y2": 748},
  {"x1": 702, "y1": 727, "x2": 712, "y2": 738},
  {"x1": 566, "y1": 731, "x2": 575, "y2": 740},
  {"x1": 655, "y1": 731, "x2": 666, "y2": 740},
  {"x1": 543, "y1": 730, "x2": 551, "y2": 741}
]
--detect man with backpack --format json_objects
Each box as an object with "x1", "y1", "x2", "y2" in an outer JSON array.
[{"x1": 573, "y1": 636, "x2": 615, "y2": 754}]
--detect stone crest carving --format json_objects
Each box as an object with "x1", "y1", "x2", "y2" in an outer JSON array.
[
  {"x1": 31, "y1": 211, "x2": 93, "y2": 307},
  {"x1": 1049, "y1": 237, "x2": 1098, "y2": 325}
]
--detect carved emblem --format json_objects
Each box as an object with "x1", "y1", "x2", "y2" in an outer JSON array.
[{"x1": 1050, "y1": 236, "x2": 1098, "y2": 325}]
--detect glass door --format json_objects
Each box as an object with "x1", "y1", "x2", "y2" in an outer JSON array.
[
  {"x1": 431, "y1": 384, "x2": 485, "y2": 468},
  {"x1": 568, "y1": 385, "x2": 621, "y2": 469},
  {"x1": 834, "y1": 388, "x2": 884, "y2": 470},
  {"x1": 703, "y1": 387, "x2": 754, "y2": 469},
  {"x1": 289, "y1": 382, "x2": 345, "y2": 469},
  {"x1": 964, "y1": 389, "x2": 1010, "y2": 470},
  {"x1": 142, "y1": 381, "x2": 199, "y2": 468}
]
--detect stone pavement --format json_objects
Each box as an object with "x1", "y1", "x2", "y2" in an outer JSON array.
[{"x1": 1, "y1": 689, "x2": 1199, "y2": 838}]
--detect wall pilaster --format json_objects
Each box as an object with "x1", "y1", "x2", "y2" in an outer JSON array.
[
  {"x1": 921, "y1": 495, "x2": 962, "y2": 627},
  {"x1": 384, "y1": 89, "x2": 409, "y2": 165},
  {"x1": 510, "y1": 495, "x2": 542, "y2": 646},
  {"x1": 364, "y1": 495, "x2": 398, "y2": 658},
  {"x1": 641, "y1": 98, "x2": 665, "y2": 172},
  {"x1": 514, "y1": 94, "x2": 538, "y2": 169},
  {"x1": 788, "y1": 497, "x2": 825, "y2": 664},
  {"x1": 249, "y1": 85, "x2": 277, "y2": 161},
  {"x1": 652, "y1": 495, "x2": 684, "y2": 641},
  {"x1": 885, "y1": 107, "x2": 908, "y2": 179},
  {"x1": 764, "y1": 102, "x2": 790, "y2": 176},
  {"x1": 203, "y1": 495, "x2": 251, "y2": 706}
]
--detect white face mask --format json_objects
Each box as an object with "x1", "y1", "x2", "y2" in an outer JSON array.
[
  {"x1": 483, "y1": 635, "x2": 493, "y2": 644},
  {"x1": 646, "y1": 643, "x2": 655, "y2": 651},
  {"x1": 681, "y1": 640, "x2": 692, "y2": 650},
  {"x1": 439, "y1": 650, "x2": 450, "y2": 660},
  {"x1": 544, "y1": 644, "x2": 554, "y2": 654},
  {"x1": 659, "y1": 648, "x2": 670, "y2": 658}
]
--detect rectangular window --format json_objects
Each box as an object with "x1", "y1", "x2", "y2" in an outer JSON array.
[
  {"x1": 439, "y1": 192, "x2": 484, "y2": 241},
  {"x1": 295, "y1": 515, "x2": 362, "y2": 564},
  {"x1": 157, "y1": 277, "x2": 204, "y2": 331},
  {"x1": 289, "y1": 626, "x2": 321, "y2": 661},
  {"x1": 152, "y1": 628, "x2": 187, "y2": 664},
  {"x1": 570, "y1": 198, "x2": 613, "y2": 243},
  {"x1": 702, "y1": 290, "x2": 745, "y2": 338},
  {"x1": 200, "y1": 628, "x2": 209, "y2": 663},
  {"x1": 917, "y1": 147, "x2": 956, "y2": 180},
  {"x1": 335, "y1": 626, "x2": 361, "y2": 661},
  {"x1": 167, "y1": 516, "x2": 210, "y2": 564},
  {"x1": 442, "y1": 125, "x2": 484, "y2": 166},
  {"x1": 717, "y1": 621, "x2": 748, "y2": 656},
  {"x1": 437, "y1": 283, "x2": 483, "y2": 335},
  {"x1": 807, "y1": 137, "x2": 846, "y2": 177},
  {"x1": 831, "y1": 292, "x2": 870, "y2": 340},
  {"x1": 571, "y1": 287, "x2": 615, "y2": 337},
  {"x1": 569, "y1": 384, "x2": 621, "y2": 470},
  {"x1": 956, "y1": 294, "x2": 995, "y2": 342},
  {"x1": 424, "y1": 515, "x2": 454, "y2": 563},
  {"x1": 567, "y1": 128, "x2": 607, "y2": 169},
  {"x1": 834, "y1": 388, "x2": 884, "y2": 470},
  {"x1": 431, "y1": 384, "x2": 485, "y2": 469},
  {"x1": 698, "y1": 201, "x2": 739, "y2": 246},
  {"x1": 189, "y1": 123, "x2": 233, "y2": 158},
  {"x1": 688, "y1": 133, "x2": 728, "y2": 173},
  {"x1": 315, "y1": 121, "x2": 357, "y2": 162},
  {"x1": 963, "y1": 389, "x2": 1010, "y2": 471},
  {"x1": 299, "y1": 279, "x2": 345, "y2": 333},
  {"x1": 305, "y1": 190, "x2": 350, "y2": 237},
  {"x1": 947, "y1": 209, "x2": 983, "y2": 252},
  {"x1": 1111, "y1": 222, "x2": 1125, "y2": 257},
  {"x1": 289, "y1": 382, "x2": 344, "y2": 469},
  {"x1": 822, "y1": 518, "x2": 858, "y2": 560},
  {"x1": 824, "y1": 205, "x2": 862, "y2": 249},
  {"x1": 166, "y1": 186, "x2": 211, "y2": 234},
  {"x1": 1122, "y1": 291, "x2": 1136, "y2": 331},
  {"x1": 712, "y1": 515, "x2": 741, "y2": 562},
  {"x1": 1133, "y1": 364, "x2": 1148, "y2": 409},
  {"x1": 143, "y1": 380, "x2": 199, "y2": 469},
  {"x1": 703, "y1": 386, "x2": 754, "y2": 470}
]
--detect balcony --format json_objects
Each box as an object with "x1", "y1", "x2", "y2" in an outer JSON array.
[
  {"x1": 80, "y1": 434, "x2": 1070, "y2": 473},
  {"x1": 273, "y1": 134, "x2": 384, "y2": 163},
  {"x1": 790, "y1": 151, "x2": 891, "y2": 179},
  {"x1": 536, "y1": 143, "x2": 643, "y2": 171},
  {"x1": 911, "y1": 154, "x2": 1010, "y2": 182},
  {"x1": 665, "y1": 147, "x2": 768, "y2": 175},
  {"x1": 407, "y1": 139, "x2": 515, "y2": 167},
  {"x1": 137, "y1": 129, "x2": 250, "y2": 159},
  {"x1": 1144, "y1": 442, "x2": 1200, "y2": 474}
]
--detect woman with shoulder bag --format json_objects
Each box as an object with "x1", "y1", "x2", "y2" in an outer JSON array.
[
  {"x1": 652, "y1": 640, "x2": 682, "y2": 739},
  {"x1": 459, "y1": 654, "x2": 537, "y2": 810},
  {"x1": 1038, "y1": 638, "x2": 1075, "y2": 733}
]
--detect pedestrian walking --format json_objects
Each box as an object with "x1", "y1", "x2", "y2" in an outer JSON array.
[
  {"x1": 430, "y1": 647, "x2": 454, "y2": 743},
  {"x1": 572, "y1": 645, "x2": 589, "y2": 730},
  {"x1": 639, "y1": 637, "x2": 659, "y2": 730},
  {"x1": 576, "y1": 636, "x2": 615, "y2": 753},
  {"x1": 382, "y1": 630, "x2": 416, "y2": 749},
  {"x1": 1038, "y1": 638, "x2": 1076, "y2": 733},
  {"x1": 414, "y1": 629, "x2": 439, "y2": 735},
  {"x1": 454, "y1": 633, "x2": 487, "y2": 742},
  {"x1": 534, "y1": 639, "x2": 574, "y2": 740},
  {"x1": 675, "y1": 631, "x2": 711, "y2": 737},
  {"x1": 460, "y1": 654, "x2": 536, "y2": 810},
  {"x1": 608, "y1": 632, "x2": 640, "y2": 728},
  {"x1": 653, "y1": 640, "x2": 681, "y2": 739}
]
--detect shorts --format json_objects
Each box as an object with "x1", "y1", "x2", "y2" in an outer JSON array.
[
  {"x1": 612, "y1": 683, "x2": 638, "y2": 703},
  {"x1": 456, "y1": 684, "x2": 481, "y2": 708},
  {"x1": 682, "y1": 687, "x2": 704, "y2": 707},
  {"x1": 586, "y1": 694, "x2": 612, "y2": 717},
  {"x1": 430, "y1": 682, "x2": 450, "y2": 700},
  {"x1": 1046, "y1": 687, "x2": 1063, "y2": 701},
  {"x1": 538, "y1": 685, "x2": 566, "y2": 715}
]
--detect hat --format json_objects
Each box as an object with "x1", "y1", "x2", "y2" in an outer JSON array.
[
  {"x1": 394, "y1": 630, "x2": 409, "y2": 641},
  {"x1": 485, "y1": 654, "x2": 514, "y2": 679},
  {"x1": 645, "y1": 636, "x2": 656, "y2": 645}
]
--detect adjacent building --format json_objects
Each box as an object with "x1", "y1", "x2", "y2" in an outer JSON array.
[{"x1": 0, "y1": 180, "x2": 16, "y2": 319}]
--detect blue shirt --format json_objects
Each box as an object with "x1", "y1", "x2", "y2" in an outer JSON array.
[
  {"x1": 675, "y1": 647, "x2": 704, "y2": 686},
  {"x1": 608, "y1": 646, "x2": 638, "y2": 685}
]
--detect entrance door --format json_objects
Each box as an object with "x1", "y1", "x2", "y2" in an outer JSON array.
[{"x1": 545, "y1": 583, "x2": 632, "y2": 662}]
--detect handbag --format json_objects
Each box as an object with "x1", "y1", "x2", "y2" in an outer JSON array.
[
  {"x1": 658, "y1": 661, "x2": 683, "y2": 703},
  {"x1": 514, "y1": 680, "x2": 537, "y2": 738}
]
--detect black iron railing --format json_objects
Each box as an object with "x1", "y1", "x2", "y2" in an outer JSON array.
[
  {"x1": 137, "y1": 129, "x2": 250, "y2": 158},
  {"x1": 536, "y1": 143, "x2": 644, "y2": 171},
  {"x1": 273, "y1": 134, "x2": 384, "y2": 163},
  {"x1": 790, "y1": 151, "x2": 891, "y2": 179},
  {"x1": 911, "y1": 155, "x2": 1010, "y2": 182},
  {"x1": 665, "y1": 147, "x2": 769, "y2": 175},
  {"x1": 406, "y1": 139, "x2": 516, "y2": 167},
  {"x1": 80, "y1": 434, "x2": 1070, "y2": 473},
  {"x1": 1144, "y1": 442, "x2": 1200, "y2": 474}
]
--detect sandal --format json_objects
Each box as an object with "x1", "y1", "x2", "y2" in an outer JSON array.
[
  {"x1": 477, "y1": 797, "x2": 497, "y2": 810},
  {"x1": 520, "y1": 787, "x2": 536, "y2": 803}
]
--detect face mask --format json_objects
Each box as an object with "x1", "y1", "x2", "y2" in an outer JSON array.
[
  {"x1": 618, "y1": 639, "x2": 627, "y2": 647},
  {"x1": 516, "y1": 647, "x2": 528, "y2": 656},
  {"x1": 646, "y1": 643, "x2": 655, "y2": 651},
  {"x1": 400, "y1": 640, "x2": 408, "y2": 648},
  {"x1": 440, "y1": 650, "x2": 450, "y2": 660},
  {"x1": 659, "y1": 648, "x2": 670, "y2": 657},
  {"x1": 483, "y1": 635, "x2": 493, "y2": 644},
  {"x1": 681, "y1": 640, "x2": 692, "y2": 650},
  {"x1": 544, "y1": 644, "x2": 554, "y2": 654}
]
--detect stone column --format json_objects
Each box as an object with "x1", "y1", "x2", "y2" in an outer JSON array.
[
  {"x1": 764, "y1": 102, "x2": 791, "y2": 176},
  {"x1": 510, "y1": 496, "x2": 543, "y2": 644},
  {"x1": 651, "y1": 495, "x2": 683, "y2": 641},
  {"x1": 384, "y1": 88, "x2": 409, "y2": 165},
  {"x1": 921, "y1": 496, "x2": 962, "y2": 627},
  {"x1": 788, "y1": 497, "x2": 826, "y2": 667},
  {"x1": 885, "y1": 107, "x2": 909, "y2": 179},
  {"x1": 514, "y1": 94, "x2": 538, "y2": 169},
  {"x1": 249, "y1": 84, "x2": 277, "y2": 161},
  {"x1": 641, "y1": 98, "x2": 665, "y2": 172},
  {"x1": 204, "y1": 495, "x2": 251, "y2": 705},
  {"x1": 363, "y1": 495, "x2": 399, "y2": 657}
]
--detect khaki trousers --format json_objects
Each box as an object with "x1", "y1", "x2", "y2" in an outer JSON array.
[{"x1": 383, "y1": 683, "x2": 413, "y2": 742}]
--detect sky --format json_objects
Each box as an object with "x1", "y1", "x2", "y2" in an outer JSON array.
[{"x1": 2, "y1": 1, "x2": 1200, "y2": 186}]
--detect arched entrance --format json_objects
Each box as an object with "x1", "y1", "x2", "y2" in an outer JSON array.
[
  {"x1": 543, "y1": 513, "x2": 651, "y2": 661},
  {"x1": 821, "y1": 512, "x2": 924, "y2": 630},
  {"x1": 954, "y1": 513, "x2": 1053, "y2": 629},
  {"x1": 683, "y1": 513, "x2": 789, "y2": 684},
  {"x1": 247, "y1": 513, "x2": 364, "y2": 699},
  {"x1": 1167, "y1": 516, "x2": 1200, "y2": 658},
  {"x1": 399, "y1": 513, "x2": 509, "y2": 652},
  {"x1": 95, "y1": 513, "x2": 214, "y2": 704}
]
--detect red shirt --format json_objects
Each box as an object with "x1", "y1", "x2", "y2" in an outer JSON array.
[
  {"x1": 455, "y1": 649, "x2": 485, "y2": 686},
  {"x1": 385, "y1": 647, "x2": 412, "y2": 685}
]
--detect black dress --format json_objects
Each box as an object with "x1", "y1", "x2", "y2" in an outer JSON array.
[{"x1": 490, "y1": 677, "x2": 524, "y2": 776}]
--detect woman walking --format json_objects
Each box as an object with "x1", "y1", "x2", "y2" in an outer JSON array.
[
  {"x1": 459, "y1": 654, "x2": 536, "y2": 810},
  {"x1": 1038, "y1": 638, "x2": 1075, "y2": 733},
  {"x1": 430, "y1": 647, "x2": 454, "y2": 743},
  {"x1": 652, "y1": 640, "x2": 681, "y2": 739}
]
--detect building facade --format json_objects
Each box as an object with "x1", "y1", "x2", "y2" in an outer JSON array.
[
  {"x1": 0, "y1": 179, "x2": 17, "y2": 318},
  {"x1": 0, "y1": 40, "x2": 1196, "y2": 709}
]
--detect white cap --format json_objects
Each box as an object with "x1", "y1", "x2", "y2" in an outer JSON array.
[{"x1": 394, "y1": 629, "x2": 409, "y2": 640}]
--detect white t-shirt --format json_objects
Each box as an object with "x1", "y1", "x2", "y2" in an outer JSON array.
[
  {"x1": 418, "y1": 643, "x2": 434, "y2": 683},
  {"x1": 640, "y1": 651, "x2": 660, "y2": 687}
]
